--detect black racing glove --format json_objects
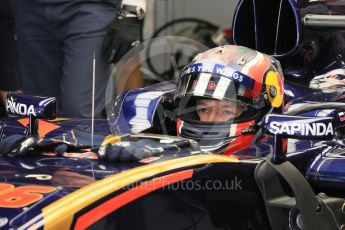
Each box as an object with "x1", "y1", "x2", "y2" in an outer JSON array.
[
  {"x1": 98, "y1": 139, "x2": 192, "y2": 162},
  {"x1": 0, "y1": 135, "x2": 38, "y2": 157},
  {"x1": 0, "y1": 135, "x2": 84, "y2": 157},
  {"x1": 102, "y1": 16, "x2": 143, "y2": 63}
]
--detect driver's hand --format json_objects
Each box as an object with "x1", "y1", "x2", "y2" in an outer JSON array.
[
  {"x1": 0, "y1": 135, "x2": 38, "y2": 157},
  {"x1": 97, "y1": 139, "x2": 191, "y2": 162}
]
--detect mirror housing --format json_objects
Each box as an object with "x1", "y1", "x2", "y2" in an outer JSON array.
[
  {"x1": 6, "y1": 92, "x2": 57, "y2": 136},
  {"x1": 6, "y1": 92, "x2": 56, "y2": 120},
  {"x1": 263, "y1": 114, "x2": 334, "y2": 140},
  {"x1": 262, "y1": 114, "x2": 334, "y2": 164}
]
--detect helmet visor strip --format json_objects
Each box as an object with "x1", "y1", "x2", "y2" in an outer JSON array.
[{"x1": 176, "y1": 72, "x2": 265, "y2": 110}]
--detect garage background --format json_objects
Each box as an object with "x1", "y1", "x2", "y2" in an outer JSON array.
[{"x1": 144, "y1": 0, "x2": 239, "y2": 39}]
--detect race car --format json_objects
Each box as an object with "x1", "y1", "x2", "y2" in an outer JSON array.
[
  {"x1": 1, "y1": 86, "x2": 345, "y2": 229},
  {"x1": 0, "y1": 0, "x2": 345, "y2": 230}
]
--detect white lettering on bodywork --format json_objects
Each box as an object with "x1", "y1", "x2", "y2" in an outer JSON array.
[
  {"x1": 269, "y1": 121, "x2": 333, "y2": 136},
  {"x1": 6, "y1": 97, "x2": 37, "y2": 116}
]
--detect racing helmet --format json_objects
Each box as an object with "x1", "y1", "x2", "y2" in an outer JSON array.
[{"x1": 175, "y1": 45, "x2": 284, "y2": 154}]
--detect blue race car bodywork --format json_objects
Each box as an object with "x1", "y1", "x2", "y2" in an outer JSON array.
[{"x1": 0, "y1": 0, "x2": 345, "y2": 229}]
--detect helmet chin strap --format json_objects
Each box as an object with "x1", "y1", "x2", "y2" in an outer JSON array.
[
  {"x1": 241, "y1": 123, "x2": 258, "y2": 135},
  {"x1": 258, "y1": 106, "x2": 274, "y2": 123},
  {"x1": 245, "y1": 105, "x2": 275, "y2": 144}
]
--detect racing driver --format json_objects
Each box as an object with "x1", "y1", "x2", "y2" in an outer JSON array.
[{"x1": 174, "y1": 45, "x2": 285, "y2": 155}]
